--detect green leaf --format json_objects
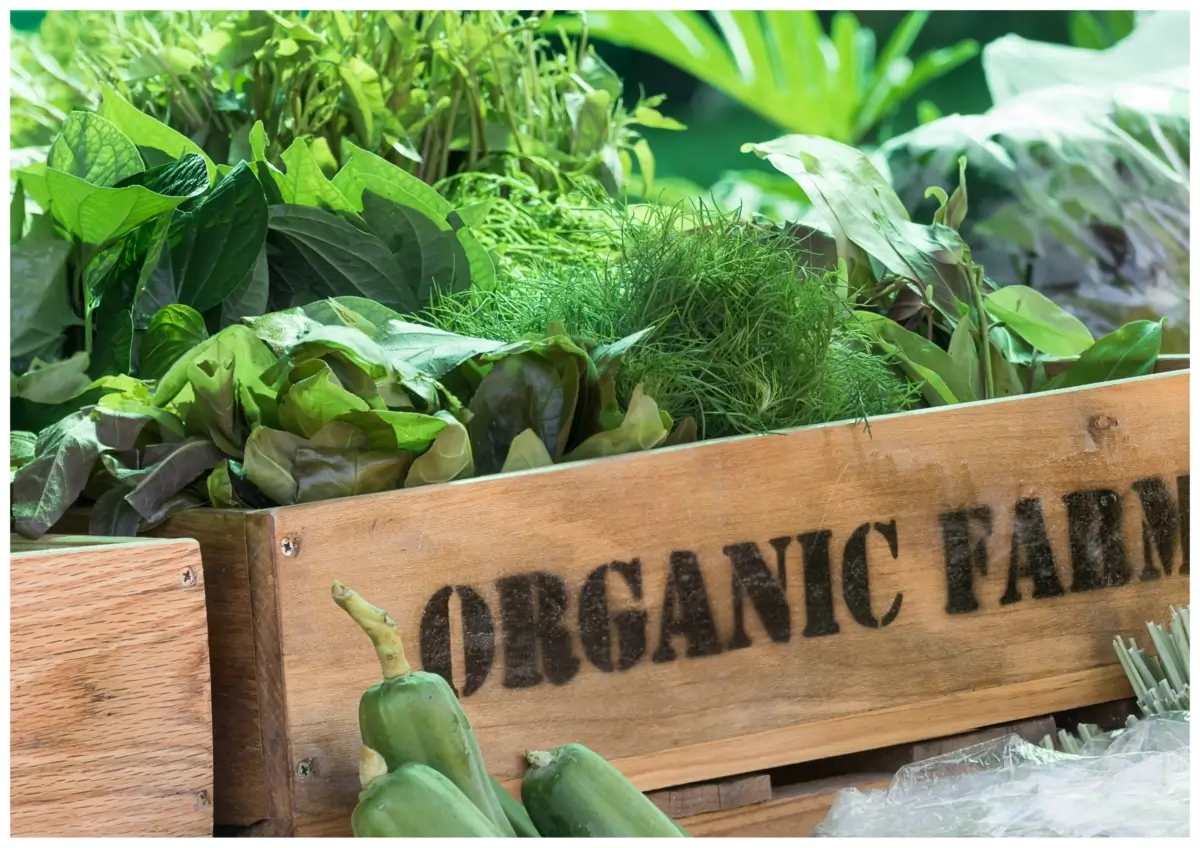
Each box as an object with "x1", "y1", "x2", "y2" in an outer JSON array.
[
  {"x1": 266, "y1": 204, "x2": 418, "y2": 313},
  {"x1": 169, "y1": 161, "x2": 269, "y2": 313},
  {"x1": 946, "y1": 315, "x2": 982, "y2": 402},
  {"x1": 743, "y1": 135, "x2": 974, "y2": 316},
  {"x1": 567, "y1": 90, "x2": 612, "y2": 154},
  {"x1": 12, "y1": 352, "x2": 94, "y2": 405},
  {"x1": 220, "y1": 244, "x2": 270, "y2": 328},
  {"x1": 11, "y1": 431, "x2": 38, "y2": 482},
  {"x1": 249, "y1": 120, "x2": 269, "y2": 162},
  {"x1": 124, "y1": 438, "x2": 225, "y2": 521},
  {"x1": 855, "y1": 311, "x2": 972, "y2": 404},
  {"x1": 632, "y1": 138, "x2": 655, "y2": 194},
  {"x1": 100, "y1": 84, "x2": 216, "y2": 183},
  {"x1": 359, "y1": 190, "x2": 466, "y2": 305},
  {"x1": 9, "y1": 235, "x2": 79, "y2": 358},
  {"x1": 128, "y1": 212, "x2": 175, "y2": 329},
  {"x1": 987, "y1": 339, "x2": 1026, "y2": 399},
  {"x1": 275, "y1": 138, "x2": 355, "y2": 213},
  {"x1": 454, "y1": 199, "x2": 494, "y2": 230},
  {"x1": 278, "y1": 361, "x2": 372, "y2": 438},
  {"x1": 633, "y1": 106, "x2": 687, "y2": 131},
  {"x1": 294, "y1": 446, "x2": 410, "y2": 503},
  {"x1": 243, "y1": 426, "x2": 309, "y2": 505},
  {"x1": 122, "y1": 46, "x2": 203, "y2": 80},
  {"x1": 152, "y1": 324, "x2": 277, "y2": 418},
  {"x1": 565, "y1": 384, "x2": 670, "y2": 461},
  {"x1": 42, "y1": 161, "x2": 205, "y2": 245},
  {"x1": 501, "y1": 428, "x2": 556, "y2": 473},
  {"x1": 338, "y1": 58, "x2": 388, "y2": 150},
  {"x1": 11, "y1": 407, "x2": 151, "y2": 539},
  {"x1": 48, "y1": 111, "x2": 144, "y2": 188},
  {"x1": 140, "y1": 304, "x2": 210, "y2": 382},
  {"x1": 984, "y1": 285, "x2": 1095, "y2": 358},
  {"x1": 404, "y1": 412, "x2": 473, "y2": 487},
  {"x1": 335, "y1": 409, "x2": 447, "y2": 452},
  {"x1": 468, "y1": 351, "x2": 568, "y2": 475},
  {"x1": 373, "y1": 321, "x2": 505, "y2": 379},
  {"x1": 333, "y1": 139, "x2": 453, "y2": 216},
  {"x1": 1046, "y1": 320, "x2": 1163, "y2": 391},
  {"x1": 11, "y1": 180, "x2": 26, "y2": 243}
]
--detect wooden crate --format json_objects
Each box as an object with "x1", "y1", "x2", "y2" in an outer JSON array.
[
  {"x1": 674, "y1": 713, "x2": 1065, "y2": 836},
  {"x1": 107, "y1": 371, "x2": 1189, "y2": 835},
  {"x1": 9, "y1": 535, "x2": 213, "y2": 837}
]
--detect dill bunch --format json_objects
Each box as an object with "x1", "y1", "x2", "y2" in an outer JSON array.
[{"x1": 430, "y1": 203, "x2": 916, "y2": 439}]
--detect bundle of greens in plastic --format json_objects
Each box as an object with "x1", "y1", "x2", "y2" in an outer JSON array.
[
  {"x1": 813, "y1": 713, "x2": 1189, "y2": 837},
  {"x1": 874, "y1": 11, "x2": 1189, "y2": 352}
]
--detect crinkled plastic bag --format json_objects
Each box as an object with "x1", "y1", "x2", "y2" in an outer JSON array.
[
  {"x1": 814, "y1": 713, "x2": 1189, "y2": 837},
  {"x1": 874, "y1": 12, "x2": 1190, "y2": 351}
]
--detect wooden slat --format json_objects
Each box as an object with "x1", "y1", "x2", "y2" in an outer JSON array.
[
  {"x1": 10, "y1": 537, "x2": 213, "y2": 836},
  {"x1": 256, "y1": 372, "x2": 1187, "y2": 835},
  {"x1": 682, "y1": 773, "x2": 893, "y2": 837},
  {"x1": 648, "y1": 773, "x2": 771, "y2": 819}
]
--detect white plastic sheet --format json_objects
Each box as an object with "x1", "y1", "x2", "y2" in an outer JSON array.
[{"x1": 814, "y1": 713, "x2": 1190, "y2": 837}]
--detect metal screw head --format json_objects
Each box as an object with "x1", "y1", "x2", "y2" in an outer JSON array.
[
  {"x1": 180, "y1": 567, "x2": 198, "y2": 588},
  {"x1": 296, "y1": 758, "x2": 314, "y2": 779},
  {"x1": 280, "y1": 536, "x2": 300, "y2": 557},
  {"x1": 196, "y1": 790, "x2": 211, "y2": 808}
]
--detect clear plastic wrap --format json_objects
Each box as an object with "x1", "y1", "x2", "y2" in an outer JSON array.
[
  {"x1": 813, "y1": 713, "x2": 1190, "y2": 837},
  {"x1": 874, "y1": 12, "x2": 1190, "y2": 352}
]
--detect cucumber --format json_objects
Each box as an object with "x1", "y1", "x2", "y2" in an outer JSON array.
[
  {"x1": 333, "y1": 581, "x2": 516, "y2": 836},
  {"x1": 352, "y1": 761, "x2": 504, "y2": 837},
  {"x1": 521, "y1": 743, "x2": 686, "y2": 837},
  {"x1": 490, "y1": 774, "x2": 541, "y2": 837}
]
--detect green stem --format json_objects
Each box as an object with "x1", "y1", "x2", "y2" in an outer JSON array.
[
  {"x1": 359, "y1": 746, "x2": 389, "y2": 788},
  {"x1": 972, "y1": 266, "x2": 994, "y2": 400},
  {"x1": 331, "y1": 580, "x2": 411, "y2": 679}
]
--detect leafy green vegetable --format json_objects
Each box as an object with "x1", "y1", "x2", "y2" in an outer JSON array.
[
  {"x1": 404, "y1": 413, "x2": 473, "y2": 487},
  {"x1": 12, "y1": 407, "x2": 151, "y2": 537},
  {"x1": 565, "y1": 385, "x2": 669, "y2": 461},
  {"x1": 242, "y1": 426, "x2": 308, "y2": 506},
  {"x1": 11, "y1": 352, "x2": 94, "y2": 405},
  {"x1": 293, "y1": 446, "x2": 411, "y2": 502},
  {"x1": 266, "y1": 204, "x2": 419, "y2": 313},
  {"x1": 48, "y1": 111, "x2": 144, "y2": 187},
  {"x1": 277, "y1": 361, "x2": 371, "y2": 438},
  {"x1": 1047, "y1": 320, "x2": 1164, "y2": 390},
  {"x1": 100, "y1": 84, "x2": 216, "y2": 182},
  {"x1": 984, "y1": 286, "x2": 1094, "y2": 357},
  {"x1": 139, "y1": 304, "x2": 210, "y2": 381},
  {"x1": 501, "y1": 428, "x2": 555, "y2": 473},
  {"x1": 168, "y1": 162, "x2": 268, "y2": 313}
]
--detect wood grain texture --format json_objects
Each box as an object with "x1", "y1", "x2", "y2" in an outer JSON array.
[
  {"x1": 54, "y1": 509, "x2": 267, "y2": 826},
  {"x1": 648, "y1": 774, "x2": 771, "y2": 818},
  {"x1": 681, "y1": 774, "x2": 894, "y2": 837},
  {"x1": 152, "y1": 510, "x2": 266, "y2": 827},
  {"x1": 10, "y1": 537, "x2": 213, "y2": 837},
  {"x1": 257, "y1": 372, "x2": 1189, "y2": 835}
]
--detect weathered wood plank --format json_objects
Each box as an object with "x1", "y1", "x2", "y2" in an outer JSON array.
[
  {"x1": 10, "y1": 537, "x2": 213, "y2": 836},
  {"x1": 259, "y1": 372, "x2": 1187, "y2": 835},
  {"x1": 648, "y1": 774, "x2": 771, "y2": 819}
]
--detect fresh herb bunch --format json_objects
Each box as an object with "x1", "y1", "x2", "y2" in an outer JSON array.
[
  {"x1": 10, "y1": 10, "x2": 681, "y2": 191},
  {"x1": 431, "y1": 203, "x2": 917, "y2": 439},
  {"x1": 435, "y1": 170, "x2": 624, "y2": 277}
]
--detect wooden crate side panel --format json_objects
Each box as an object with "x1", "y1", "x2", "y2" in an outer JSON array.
[
  {"x1": 681, "y1": 774, "x2": 894, "y2": 837},
  {"x1": 267, "y1": 373, "x2": 1188, "y2": 836},
  {"x1": 153, "y1": 511, "x2": 267, "y2": 827},
  {"x1": 9, "y1": 539, "x2": 213, "y2": 836},
  {"x1": 244, "y1": 512, "x2": 297, "y2": 836}
]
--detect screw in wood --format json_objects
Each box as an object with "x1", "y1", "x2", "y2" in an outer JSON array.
[
  {"x1": 296, "y1": 758, "x2": 314, "y2": 779},
  {"x1": 196, "y1": 790, "x2": 211, "y2": 808},
  {"x1": 280, "y1": 536, "x2": 300, "y2": 557},
  {"x1": 180, "y1": 567, "x2": 198, "y2": 588}
]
